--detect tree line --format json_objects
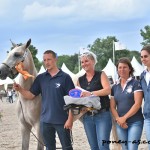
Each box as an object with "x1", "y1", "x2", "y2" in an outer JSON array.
[{"x1": 29, "y1": 25, "x2": 150, "y2": 73}]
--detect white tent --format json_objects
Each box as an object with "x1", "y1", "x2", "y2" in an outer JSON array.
[
  {"x1": 61, "y1": 63, "x2": 79, "y2": 85},
  {"x1": 102, "y1": 58, "x2": 118, "y2": 82},
  {"x1": 0, "y1": 77, "x2": 14, "y2": 90},
  {"x1": 76, "y1": 69, "x2": 86, "y2": 78},
  {"x1": 72, "y1": 69, "x2": 86, "y2": 86},
  {"x1": 131, "y1": 56, "x2": 144, "y2": 76},
  {"x1": 0, "y1": 74, "x2": 21, "y2": 89},
  {"x1": 61, "y1": 63, "x2": 75, "y2": 78},
  {"x1": 14, "y1": 74, "x2": 21, "y2": 83},
  {"x1": 0, "y1": 77, "x2": 14, "y2": 85},
  {"x1": 38, "y1": 65, "x2": 46, "y2": 75}
]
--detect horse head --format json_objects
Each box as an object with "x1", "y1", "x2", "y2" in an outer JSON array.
[{"x1": 0, "y1": 39, "x2": 31, "y2": 79}]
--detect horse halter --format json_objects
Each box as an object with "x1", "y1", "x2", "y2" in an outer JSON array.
[{"x1": 2, "y1": 49, "x2": 28, "y2": 79}]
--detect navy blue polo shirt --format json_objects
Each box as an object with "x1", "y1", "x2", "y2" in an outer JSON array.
[
  {"x1": 111, "y1": 77, "x2": 143, "y2": 123},
  {"x1": 30, "y1": 69, "x2": 75, "y2": 124}
]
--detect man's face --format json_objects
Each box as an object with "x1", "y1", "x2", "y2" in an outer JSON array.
[{"x1": 43, "y1": 53, "x2": 57, "y2": 70}]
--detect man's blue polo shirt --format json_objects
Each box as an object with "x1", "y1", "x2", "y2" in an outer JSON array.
[
  {"x1": 30, "y1": 69, "x2": 75, "y2": 124},
  {"x1": 111, "y1": 77, "x2": 143, "y2": 123}
]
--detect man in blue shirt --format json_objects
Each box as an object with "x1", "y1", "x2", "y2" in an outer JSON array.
[{"x1": 14, "y1": 50, "x2": 75, "y2": 150}]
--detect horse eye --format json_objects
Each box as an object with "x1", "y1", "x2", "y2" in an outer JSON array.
[{"x1": 14, "y1": 52, "x2": 21, "y2": 57}]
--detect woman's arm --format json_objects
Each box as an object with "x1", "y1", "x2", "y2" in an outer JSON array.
[
  {"x1": 79, "y1": 72, "x2": 111, "y2": 97},
  {"x1": 118, "y1": 91, "x2": 143, "y2": 123},
  {"x1": 92, "y1": 71, "x2": 111, "y2": 96},
  {"x1": 110, "y1": 96, "x2": 119, "y2": 119},
  {"x1": 110, "y1": 96, "x2": 128, "y2": 128},
  {"x1": 77, "y1": 80, "x2": 80, "y2": 87}
]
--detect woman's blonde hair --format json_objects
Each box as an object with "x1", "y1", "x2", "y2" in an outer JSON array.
[{"x1": 80, "y1": 51, "x2": 97, "y2": 65}]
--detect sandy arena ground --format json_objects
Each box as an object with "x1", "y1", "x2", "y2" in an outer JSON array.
[{"x1": 0, "y1": 97, "x2": 148, "y2": 150}]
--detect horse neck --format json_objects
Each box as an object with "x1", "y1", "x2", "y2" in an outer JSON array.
[{"x1": 19, "y1": 50, "x2": 37, "y2": 89}]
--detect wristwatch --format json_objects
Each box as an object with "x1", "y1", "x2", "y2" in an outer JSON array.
[{"x1": 90, "y1": 92, "x2": 93, "y2": 96}]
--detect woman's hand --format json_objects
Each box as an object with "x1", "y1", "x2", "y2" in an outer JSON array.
[
  {"x1": 121, "y1": 123, "x2": 128, "y2": 129},
  {"x1": 116, "y1": 116, "x2": 128, "y2": 128},
  {"x1": 116, "y1": 116, "x2": 126, "y2": 125},
  {"x1": 80, "y1": 91, "x2": 91, "y2": 97}
]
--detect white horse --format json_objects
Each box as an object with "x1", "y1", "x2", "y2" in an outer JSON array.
[{"x1": 0, "y1": 39, "x2": 44, "y2": 150}]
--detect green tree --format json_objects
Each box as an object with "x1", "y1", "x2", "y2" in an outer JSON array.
[
  {"x1": 57, "y1": 55, "x2": 71, "y2": 69},
  {"x1": 115, "y1": 50, "x2": 130, "y2": 63},
  {"x1": 89, "y1": 36, "x2": 118, "y2": 69},
  {"x1": 57, "y1": 54, "x2": 79, "y2": 73},
  {"x1": 57, "y1": 33, "x2": 143, "y2": 73},
  {"x1": 140, "y1": 25, "x2": 150, "y2": 46},
  {"x1": 29, "y1": 45, "x2": 42, "y2": 71},
  {"x1": 69, "y1": 54, "x2": 79, "y2": 73},
  {"x1": 129, "y1": 51, "x2": 141, "y2": 64},
  {"x1": 115, "y1": 50, "x2": 141, "y2": 64}
]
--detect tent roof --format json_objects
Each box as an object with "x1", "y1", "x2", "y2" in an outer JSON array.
[
  {"x1": 61, "y1": 63, "x2": 75, "y2": 78},
  {"x1": 131, "y1": 56, "x2": 144, "y2": 76},
  {"x1": 102, "y1": 58, "x2": 118, "y2": 81},
  {"x1": 0, "y1": 77, "x2": 13, "y2": 85},
  {"x1": 38, "y1": 65, "x2": 45, "y2": 75}
]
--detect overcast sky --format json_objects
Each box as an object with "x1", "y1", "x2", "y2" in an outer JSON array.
[{"x1": 0, "y1": 0, "x2": 149, "y2": 63}]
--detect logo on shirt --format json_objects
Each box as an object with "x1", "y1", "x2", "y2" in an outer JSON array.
[
  {"x1": 55, "y1": 83, "x2": 61, "y2": 88},
  {"x1": 126, "y1": 85, "x2": 133, "y2": 93}
]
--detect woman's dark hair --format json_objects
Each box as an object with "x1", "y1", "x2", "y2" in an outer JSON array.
[
  {"x1": 141, "y1": 45, "x2": 150, "y2": 54},
  {"x1": 116, "y1": 57, "x2": 134, "y2": 76}
]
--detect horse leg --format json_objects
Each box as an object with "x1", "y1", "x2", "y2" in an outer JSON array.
[
  {"x1": 21, "y1": 123, "x2": 32, "y2": 150},
  {"x1": 35, "y1": 123, "x2": 44, "y2": 150}
]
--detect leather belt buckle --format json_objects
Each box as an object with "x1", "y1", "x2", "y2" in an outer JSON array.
[
  {"x1": 99, "y1": 108, "x2": 109, "y2": 113},
  {"x1": 88, "y1": 110, "x2": 98, "y2": 116}
]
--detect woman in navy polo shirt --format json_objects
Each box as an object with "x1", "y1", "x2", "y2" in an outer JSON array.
[
  {"x1": 110, "y1": 57, "x2": 143, "y2": 150},
  {"x1": 140, "y1": 45, "x2": 150, "y2": 150}
]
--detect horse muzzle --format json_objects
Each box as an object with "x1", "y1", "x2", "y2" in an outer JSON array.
[
  {"x1": 0, "y1": 64, "x2": 18, "y2": 79},
  {"x1": 0, "y1": 64, "x2": 10, "y2": 79}
]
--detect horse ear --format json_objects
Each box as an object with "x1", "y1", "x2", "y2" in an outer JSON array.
[
  {"x1": 10, "y1": 39, "x2": 17, "y2": 47},
  {"x1": 25, "y1": 39, "x2": 31, "y2": 49}
]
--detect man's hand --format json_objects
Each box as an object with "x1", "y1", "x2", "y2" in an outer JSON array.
[
  {"x1": 13, "y1": 83, "x2": 21, "y2": 92},
  {"x1": 64, "y1": 118, "x2": 73, "y2": 129}
]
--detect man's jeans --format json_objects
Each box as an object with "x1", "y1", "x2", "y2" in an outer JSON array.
[
  {"x1": 83, "y1": 111, "x2": 112, "y2": 150},
  {"x1": 40, "y1": 122, "x2": 73, "y2": 150},
  {"x1": 116, "y1": 120, "x2": 143, "y2": 150}
]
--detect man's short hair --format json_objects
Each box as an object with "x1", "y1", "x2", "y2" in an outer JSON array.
[{"x1": 44, "y1": 50, "x2": 57, "y2": 58}]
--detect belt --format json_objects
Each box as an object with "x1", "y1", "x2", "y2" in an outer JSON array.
[{"x1": 86, "y1": 108, "x2": 109, "y2": 116}]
